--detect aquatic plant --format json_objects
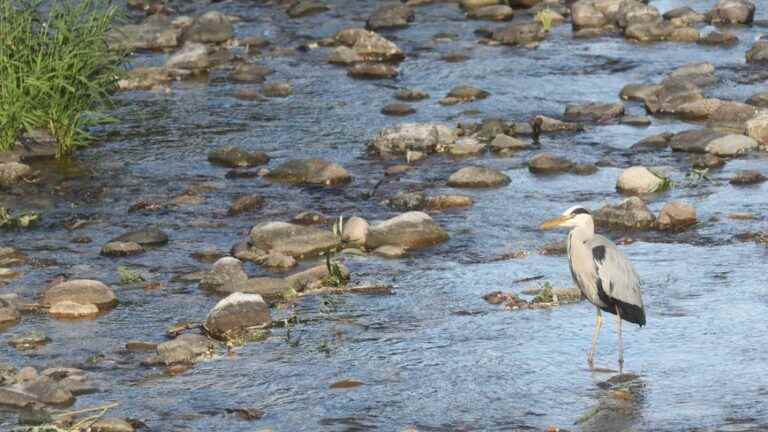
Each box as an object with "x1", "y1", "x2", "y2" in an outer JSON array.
[
  {"x1": 0, "y1": 207, "x2": 39, "y2": 229},
  {"x1": 649, "y1": 169, "x2": 674, "y2": 193},
  {"x1": 535, "y1": 8, "x2": 556, "y2": 32},
  {"x1": 323, "y1": 254, "x2": 348, "y2": 288},
  {"x1": 0, "y1": 0, "x2": 126, "y2": 156},
  {"x1": 117, "y1": 266, "x2": 144, "y2": 284}
]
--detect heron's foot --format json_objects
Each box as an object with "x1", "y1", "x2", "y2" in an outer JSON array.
[{"x1": 587, "y1": 354, "x2": 595, "y2": 370}]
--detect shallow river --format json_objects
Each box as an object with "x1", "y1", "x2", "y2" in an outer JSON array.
[{"x1": 2, "y1": 0, "x2": 768, "y2": 430}]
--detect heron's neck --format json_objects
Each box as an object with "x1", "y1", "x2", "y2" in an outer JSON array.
[{"x1": 570, "y1": 221, "x2": 594, "y2": 241}]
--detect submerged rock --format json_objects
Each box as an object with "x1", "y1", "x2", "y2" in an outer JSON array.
[
  {"x1": 730, "y1": 170, "x2": 766, "y2": 185},
  {"x1": 389, "y1": 191, "x2": 427, "y2": 211},
  {"x1": 373, "y1": 245, "x2": 407, "y2": 258},
  {"x1": 107, "y1": 14, "x2": 182, "y2": 51},
  {"x1": 492, "y1": 22, "x2": 547, "y2": 45},
  {"x1": 348, "y1": 63, "x2": 398, "y2": 79},
  {"x1": 469, "y1": 4, "x2": 514, "y2": 21},
  {"x1": 448, "y1": 137, "x2": 486, "y2": 156},
  {"x1": 594, "y1": 197, "x2": 656, "y2": 229},
  {"x1": 367, "y1": 4, "x2": 414, "y2": 30},
  {"x1": 369, "y1": 123, "x2": 457, "y2": 156},
  {"x1": 366, "y1": 212, "x2": 448, "y2": 250},
  {"x1": 185, "y1": 11, "x2": 233, "y2": 43},
  {"x1": 616, "y1": 166, "x2": 666, "y2": 194},
  {"x1": 0, "y1": 298, "x2": 20, "y2": 327},
  {"x1": 155, "y1": 334, "x2": 216, "y2": 365},
  {"x1": 263, "y1": 82, "x2": 293, "y2": 98},
  {"x1": 101, "y1": 241, "x2": 144, "y2": 257},
  {"x1": 533, "y1": 115, "x2": 584, "y2": 133},
  {"x1": 42, "y1": 280, "x2": 117, "y2": 311},
  {"x1": 656, "y1": 202, "x2": 697, "y2": 230},
  {"x1": 91, "y1": 418, "x2": 136, "y2": 432},
  {"x1": 0, "y1": 162, "x2": 32, "y2": 187},
  {"x1": 564, "y1": 102, "x2": 624, "y2": 121},
  {"x1": 747, "y1": 41, "x2": 768, "y2": 64},
  {"x1": 381, "y1": 103, "x2": 416, "y2": 116},
  {"x1": 204, "y1": 293, "x2": 271, "y2": 341},
  {"x1": 208, "y1": 146, "x2": 269, "y2": 168},
  {"x1": 287, "y1": 0, "x2": 329, "y2": 18},
  {"x1": 49, "y1": 302, "x2": 100, "y2": 319},
  {"x1": 426, "y1": 195, "x2": 474, "y2": 210},
  {"x1": 111, "y1": 228, "x2": 169, "y2": 246},
  {"x1": 267, "y1": 159, "x2": 351, "y2": 186},
  {"x1": 447, "y1": 166, "x2": 510, "y2": 188},
  {"x1": 706, "y1": 0, "x2": 755, "y2": 24},
  {"x1": 334, "y1": 28, "x2": 404, "y2": 62},
  {"x1": 746, "y1": 113, "x2": 768, "y2": 148},
  {"x1": 165, "y1": 42, "x2": 210, "y2": 71},
  {"x1": 228, "y1": 195, "x2": 265, "y2": 216},
  {"x1": 228, "y1": 63, "x2": 273, "y2": 83},
  {"x1": 9, "y1": 332, "x2": 49, "y2": 350},
  {"x1": 395, "y1": 89, "x2": 429, "y2": 101},
  {"x1": 249, "y1": 222, "x2": 340, "y2": 258},
  {"x1": 528, "y1": 153, "x2": 573, "y2": 174}
]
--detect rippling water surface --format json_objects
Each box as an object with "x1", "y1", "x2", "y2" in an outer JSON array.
[{"x1": 2, "y1": 0, "x2": 768, "y2": 430}]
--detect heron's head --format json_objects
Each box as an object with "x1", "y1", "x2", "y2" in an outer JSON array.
[{"x1": 540, "y1": 206, "x2": 592, "y2": 230}]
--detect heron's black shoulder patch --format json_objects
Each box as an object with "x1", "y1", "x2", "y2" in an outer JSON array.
[{"x1": 592, "y1": 245, "x2": 606, "y2": 263}]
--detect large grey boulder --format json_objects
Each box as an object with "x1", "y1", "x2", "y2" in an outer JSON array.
[
  {"x1": 366, "y1": 212, "x2": 448, "y2": 250},
  {"x1": 204, "y1": 293, "x2": 271, "y2": 341}
]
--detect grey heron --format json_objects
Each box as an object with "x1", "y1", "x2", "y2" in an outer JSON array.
[{"x1": 540, "y1": 206, "x2": 645, "y2": 374}]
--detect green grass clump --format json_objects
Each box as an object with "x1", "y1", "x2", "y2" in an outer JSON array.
[{"x1": 0, "y1": 0, "x2": 126, "y2": 156}]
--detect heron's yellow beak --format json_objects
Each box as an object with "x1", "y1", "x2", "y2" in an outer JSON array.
[{"x1": 540, "y1": 215, "x2": 570, "y2": 230}]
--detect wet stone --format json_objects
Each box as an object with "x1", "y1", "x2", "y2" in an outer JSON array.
[
  {"x1": 126, "y1": 341, "x2": 158, "y2": 352},
  {"x1": 747, "y1": 41, "x2": 768, "y2": 64},
  {"x1": 448, "y1": 137, "x2": 486, "y2": 156},
  {"x1": 366, "y1": 212, "x2": 448, "y2": 250},
  {"x1": 91, "y1": 418, "x2": 136, "y2": 432},
  {"x1": 705, "y1": 135, "x2": 757, "y2": 157},
  {"x1": 165, "y1": 42, "x2": 210, "y2": 71},
  {"x1": 593, "y1": 197, "x2": 656, "y2": 229},
  {"x1": 110, "y1": 228, "x2": 169, "y2": 246},
  {"x1": 291, "y1": 211, "x2": 329, "y2": 225},
  {"x1": 42, "y1": 280, "x2": 117, "y2": 310},
  {"x1": 746, "y1": 92, "x2": 768, "y2": 108},
  {"x1": 24, "y1": 378, "x2": 75, "y2": 406},
  {"x1": 229, "y1": 64, "x2": 273, "y2": 83},
  {"x1": 490, "y1": 134, "x2": 531, "y2": 152},
  {"x1": 200, "y1": 257, "x2": 248, "y2": 292},
  {"x1": 616, "y1": 166, "x2": 665, "y2": 194},
  {"x1": 572, "y1": 164, "x2": 598, "y2": 175},
  {"x1": 101, "y1": 241, "x2": 144, "y2": 257},
  {"x1": 267, "y1": 159, "x2": 351, "y2": 186},
  {"x1": 263, "y1": 82, "x2": 293, "y2": 98},
  {"x1": 287, "y1": 0, "x2": 329, "y2": 18},
  {"x1": 448, "y1": 166, "x2": 510, "y2": 188},
  {"x1": 381, "y1": 103, "x2": 416, "y2": 116},
  {"x1": 0, "y1": 298, "x2": 20, "y2": 327},
  {"x1": 446, "y1": 85, "x2": 490, "y2": 102},
  {"x1": 528, "y1": 153, "x2": 573, "y2": 174},
  {"x1": 341, "y1": 216, "x2": 369, "y2": 245},
  {"x1": 155, "y1": 334, "x2": 216, "y2": 365},
  {"x1": 348, "y1": 63, "x2": 398, "y2": 79},
  {"x1": 706, "y1": 0, "x2": 755, "y2": 24},
  {"x1": 395, "y1": 89, "x2": 429, "y2": 101},
  {"x1": 228, "y1": 195, "x2": 265, "y2": 216},
  {"x1": 426, "y1": 195, "x2": 474, "y2": 210},
  {"x1": 620, "y1": 84, "x2": 660, "y2": 104},
  {"x1": 369, "y1": 123, "x2": 457, "y2": 156},
  {"x1": 656, "y1": 202, "x2": 697, "y2": 230},
  {"x1": 0, "y1": 387, "x2": 37, "y2": 408},
  {"x1": 0, "y1": 162, "x2": 32, "y2": 188},
  {"x1": 698, "y1": 30, "x2": 738, "y2": 46},
  {"x1": 492, "y1": 22, "x2": 547, "y2": 46},
  {"x1": 730, "y1": 170, "x2": 766, "y2": 185},
  {"x1": 249, "y1": 222, "x2": 340, "y2": 258},
  {"x1": 389, "y1": 191, "x2": 427, "y2": 211},
  {"x1": 185, "y1": 11, "x2": 232, "y2": 43},
  {"x1": 366, "y1": 4, "x2": 414, "y2": 30},
  {"x1": 564, "y1": 102, "x2": 625, "y2": 122},
  {"x1": 469, "y1": 5, "x2": 514, "y2": 21},
  {"x1": 49, "y1": 302, "x2": 100, "y2": 319},
  {"x1": 209, "y1": 147, "x2": 270, "y2": 169},
  {"x1": 690, "y1": 154, "x2": 725, "y2": 169},
  {"x1": 620, "y1": 116, "x2": 651, "y2": 126},
  {"x1": 204, "y1": 293, "x2": 271, "y2": 341},
  {"x1": 9, "y1": 331, "x2": 50, "y2": 350},
  {"x1": 533, "y1": 115, "x2": 584, "y2": 133}
]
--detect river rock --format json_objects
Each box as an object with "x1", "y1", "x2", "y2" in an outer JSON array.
[
  {"x1": 9, "y1": 332, "x2": 49, "y2": 350},
  {"x1": 533, "y1": 115, "x2": 584, "y2": 133},
  {"x1": 616, "y1": 166, "x2": 665, "y2": 194},
  {"x1": 490, "y1": 134, "x2": 531, "y2": 152},
  {"x1": 746, "y1": 41, "x2": 768, "y2": 64},
  {"x1": 706, "y1": 0, "x2": 755, "y2": 24},
  {"x1": 267, "y1": 159, "x2": 351, "y2": 186},
  {"x1": 367, "y1": 4, "x2": 414, "y2": 29},
  {"x1": 229, "y1": 63, "x2": 273, "y2": 83},
  {"x1": 382, "y1": 103, "x2": 416, "y2": 116},
  {"x1": 49, "y1": 302, "x2": 100, "y2": 319},
  {"x1": 23, "y1": 378, "x2": 74, "y2": 406},
  {"x1": 0, "y1": 162, "x2": 31, "y2": 187},
  {"x1": 0, "y1": 298, "x2": 20, "y2": 327},
  {"x1": 334, "y1": 28, "x2": 404, "y2": 62},
  {"x1": 469, "y1": 5, "x2": 514, "y2": 20},
  {"x1": 369, "y1": 123, "x2": 457, "y2": 156},
  {"x1": 446, "y1": 85, "x2": 490, "y2": 102},
  {"x1": 41, "y1": 367, "x2": 96, "y2": 396},
  {"x1": 249, "y1": 222, "x2": 340, "y2": 258},
  {"x1": 185, "y1": 11, "x2": 232, "y2": 43},
  {"x1": 118, "y1": 67, "x2": 173, "y2": 91},
  {"x1": 284, "y1": 263, "x2": 350, "y2": 291},
  {"x1": 447, "y1": 166, "x2": 510, "y2": 187},
  {"x1": 348, "y1": 63, "x2": 398, "y2": 79},
  {"x1": 593, "y1": 197, "x2": 656, "y2": 229},
  {"x1": 289, "y1": 0, "x2": 328, "y2": 17},
  {"x1": 366, "y1": 212, "x2": 448, "y2": 250},
  {"x1": 205, "y1": 293, "x2": 271, "y2": 341},
  {"x1": 675, "y1": 98, "x2": 724, "y2": 121},
  {"x1": 155, "y1": 334, "x2": 215, "y2": 365},
  {"x1": 624, "y1": 21, "x2": 674, "y2": 42},
  {"x1": 291, "y1": 211, "x2": 329, "y2": 225},
  {"x1": 698, "y1": 30, "x2": 738, "y2": 46},
  {"x1": 528, "y1": 153, "x2": 573, "y2": 174},
  {"x1": 208, "y1": 146, "x2": 269, "y2": 168},
  {"x1": 708, "y1": 101, "x2": 758, "y2": 130},
  {"x1": 91, "y1": 418, "x2": 136, "y2": 432},
  {"x1": 461, "y1": 0, "x2": 500, "y2": 10},
  {"x1": 619, "y1": 83, "x2": 660, "y2": 104},
  {"x1": 746, "y1": 113, "x2": 768, "y2": 148},
  {"x1": 373, "y1": 245, "x2": 407, "y2": 258},
  {"x1": 328, "y1": 46, "x2": 363, "y2": 64},
  {"x1": 111, "y1": 228, "x2": 169, "y2": 246},
  {"x1": 395, "y1": 89, "x2": 429, "y2": 101},
  {"x1": 656, "y1": 202, "x2": 697, "y2": 230},
  {"x1": 492, "y1": 22, "x2": 546, "y2": 45},
  {"x1": 615, "y1": 0, "x2": 661, "y2": 28},
  {"x1": 263, "y1": 82, "x2": 293, "y2": 97},
  {"x1": 42, "y1": 280, "x2": 117, "y2": 310},
  {"x1": 664, "y1": 7, "x2": 706, "y2": 25},
  {"x1": 670, "y1": 27, "x2": 700, "y2": 42},
  {"x1": 621, "y1": 116, "x2": 651, "y2": 126},
  {"x1": 228, "y1": 195, "x2": 265, "y2": 216},
  {"x1": 746, "y1": 92, "x2": 768, "y2": 108},
  {"x1": 705, "y1": 134, "x2": 757, "y2": 157},
  {"x1": 107, "y1": 14, "x2": 182, "y2": 51},
  {"x1": 166, "y1": 42, "x2": 210, "y2": 71},
  {"x1": 200, "y1": 257, "x2": 248, "y2": 292},
  {"x1": 389, "y1": 191, "x2": 427, "y2": 210},
  {"x1": 565, "y1": 102, "x2": 624, "y2": 121},
  {"x1": 101, "y1": 241, "x2": 144, "y2": 257},
  {"x1": 448, "y1": 137, "x2": 486, "y2": 156},
  {"x1": 631, "y1": 133, "x2": 672, "y2": 151},
  {"x1": 342, "y1": 217, "x2": 369, "y2": 245},
  {"x1": 425, "y1": 195, "x2": 474, "y2": 210},
  {"x1": 646, "y1": 79, "x2": 703, "y2": 115},
  {"x1": 669, "y1": 129, "x2": 727, "y2": 153},
  {"x1": 571, "y1": 1, "x2": 607, "y2": 30},
  {"x1": 730, "y1": 170, "x2": 766, "y2": 185}
]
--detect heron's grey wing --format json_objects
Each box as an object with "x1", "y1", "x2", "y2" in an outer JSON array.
[{"x1": 590, "y1": 235, "x2": 646, "y2": 326}]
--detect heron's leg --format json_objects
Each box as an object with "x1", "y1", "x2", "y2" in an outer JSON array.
[
  {"x1": 587, "y1": 308, "x2": 603, "y2": 370},
  {"x1": 615, "y1": 305, "x2": 624, "y2": 375}
]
